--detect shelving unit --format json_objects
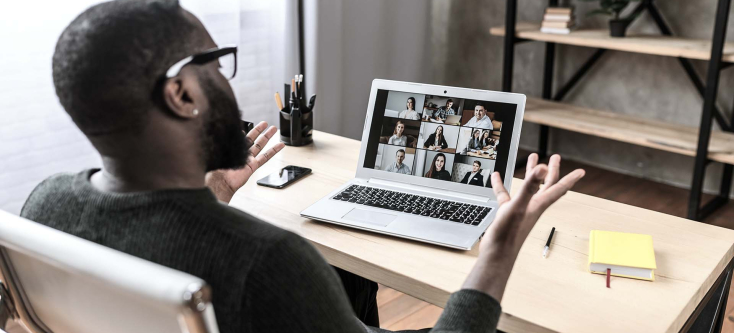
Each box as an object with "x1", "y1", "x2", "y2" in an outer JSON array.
[{"x1": 492, "y1": 0, "x2": 734, "y2": 221}]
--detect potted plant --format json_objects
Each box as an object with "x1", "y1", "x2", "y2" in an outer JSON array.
[{"x1": 579, "y1": 0, "x2": 640, "y2": 37}]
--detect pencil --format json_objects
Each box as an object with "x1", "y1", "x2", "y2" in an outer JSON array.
[
  {"x1": 274, "y1": 92, "x2": 284, "y2": 110},
  {"x1": 291, "y1": 78, "x2": 297, "y2": 99}
]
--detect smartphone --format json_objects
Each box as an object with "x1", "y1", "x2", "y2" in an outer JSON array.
[{"x1": 256, "y1": 166, "x2": 312, "y2": 189}]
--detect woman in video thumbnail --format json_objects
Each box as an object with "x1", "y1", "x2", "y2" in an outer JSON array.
[
  {"x1": 398, "y1": 97, "x2": 420, "y2": 120},
  {"x1": 480, "y1": 130, "x2": 492, "y2": 148},
  {"x1": 388, "y1": 120, "x2": 407, "y2": 146},
  {"x1": 424, "y1": 153, "x2": 452, "y2": 181},
  {"x1": 466, "y1": 129, "x2": 482, "y2": 150},
  {"x1": 460, "y1": 160, "x2": 484, "y2": 186},
  {"x1": 423, "y1": 125, "x2": 448, "y2": 150}
]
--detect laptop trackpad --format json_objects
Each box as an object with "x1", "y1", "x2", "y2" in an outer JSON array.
[{"x1": 343, "y1": 208, "x2": 396, "y2": 227}]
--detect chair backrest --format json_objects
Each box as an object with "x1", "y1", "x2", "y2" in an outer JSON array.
[{"x1": 0, "y1": 210, "x2": 219, "y2": 333}]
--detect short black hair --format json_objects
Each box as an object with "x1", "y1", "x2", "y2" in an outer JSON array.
[
  {"x1": 396, "y1": 149, "x2": 405, "y2": 156},
  {"x1": 474, "y1": 160, "x2": 481, "y2": 167},
  {"x1": 52, "y1": 0, "x2": 204, "y2": 136}
]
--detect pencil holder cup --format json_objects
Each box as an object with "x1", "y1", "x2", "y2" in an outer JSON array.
[{"x1": 280, "y1": 102, "x2": 314, "y2": 147}]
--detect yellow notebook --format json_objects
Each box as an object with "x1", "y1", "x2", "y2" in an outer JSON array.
[{"x1": 588, "y1": 230, "x2": 657, "y2": 281}]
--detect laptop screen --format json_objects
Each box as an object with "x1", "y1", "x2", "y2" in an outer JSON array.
[{"x1": 362, "y1": 89, "x2": 518, "y2": 188}]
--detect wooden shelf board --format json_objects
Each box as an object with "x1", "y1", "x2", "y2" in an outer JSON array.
[
  {"x1": 490, "y1": 22, "x2": 734, "y2": 62},
  {"x1": 524, "y1": 97, "x2": 734, "y2": 165}
]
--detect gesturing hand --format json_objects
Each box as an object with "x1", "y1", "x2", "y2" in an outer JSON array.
[
  {"x1": 462, "y1": 153, "x2": 584, "y2": 302},
  {"x1": 482, "y1": 153, "x2": 585, "y2": 256},
  {"x1": 206, "y1": 121, "x2": 286, "y2": 203}
]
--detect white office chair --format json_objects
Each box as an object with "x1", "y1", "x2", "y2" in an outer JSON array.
[{"x1": 0, "y1": 210, "x2": 219, "y2": 333}]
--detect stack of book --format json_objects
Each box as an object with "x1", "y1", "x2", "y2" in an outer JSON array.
[{"x1": 541, "y1": 7, "x2": 575, "y2": 34}]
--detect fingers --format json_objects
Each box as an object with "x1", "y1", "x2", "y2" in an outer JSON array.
[
  {"x1": 246, "y1": 121, "x2": 268, "y2": 141},
  {"x1": 491, "y1": 172, "x2": 511, "y2": 205},
  {"x1": 525, "y1": 153, "x2": 538, "y2": 180},
  {"x1": 536, "y1": 168, "x2": 585, "y2": 209},
  {"x1": 540, "y1": 154, "x2": 561, "y2": 193},
  {"x1": 514, "y1": 165, "x2": 548, "y2": 207},
  {"x1": 254, "y1": 142, "x2": 285, "y2": 168},
  {"x1": 249, "y1": 125, "x2": 278, "y2": 157}
]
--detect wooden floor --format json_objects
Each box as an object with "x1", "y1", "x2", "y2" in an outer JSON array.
[{"x1": 376, "y1": 156, "x2": 734, "y2": 331}]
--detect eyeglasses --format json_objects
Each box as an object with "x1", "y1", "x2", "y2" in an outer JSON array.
[{"x1": 165, "y1": 45, "x2": 238, "y2": 80}]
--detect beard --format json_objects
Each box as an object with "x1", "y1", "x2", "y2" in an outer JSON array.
[{"x1": 199, "y1": 74, "x2": 250, "y2": 172}]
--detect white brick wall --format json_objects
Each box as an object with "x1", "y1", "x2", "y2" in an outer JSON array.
[
  {"x1": 1, "y1": 1, "x2": 103, "y2": 215},
  {"x1": 1, "y1": 0, "x2": 282, "y2": 214}
]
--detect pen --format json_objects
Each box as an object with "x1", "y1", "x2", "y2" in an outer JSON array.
[
  {"x1": 274, "y1": 92, "x2": 284, "y2": 110},
  {"x1": 298, "y1": 74, "x2": 304, "y2": 100},
  {"x1": 543, "y1": 227, "x2": 555, "y2": 258},
  {"x1": 294, "y1": 75, "x2": 300, "y2": 100}
]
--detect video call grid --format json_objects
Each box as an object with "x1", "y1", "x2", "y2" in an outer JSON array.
[{"x1": 376, "y1": 92, "x2": 502, "y2": 187}]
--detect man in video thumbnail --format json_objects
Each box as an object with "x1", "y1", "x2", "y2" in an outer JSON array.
[
  {"x1": 385, "y1": 149, "x2": 411, "y2": 174},
  {"x1": 460, "y1": 160, "x2": 484, "y2": 186},
  {"x1": 464, "y1": 104, "x2": 493, "y2": 129},
  {"x1": 433, "y1": 99, "x2": 455, "y2": 122}
]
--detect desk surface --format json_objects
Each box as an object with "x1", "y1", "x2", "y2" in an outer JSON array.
[{"x1": 229, "y1": 130, "x2": 734, "y2": 333}]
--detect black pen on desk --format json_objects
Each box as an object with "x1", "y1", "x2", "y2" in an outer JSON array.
[{"x1": 543, "y1": 227, "x2": 555, "y2": 258}]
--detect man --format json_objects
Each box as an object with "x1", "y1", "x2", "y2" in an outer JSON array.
[
  {"x1": 20, "y1": 1, "x2": 585, "y2": 332},
  {"x1": 433, "y1": 99, "x2": 455, "y2": 122},
  {"x1": 460, "y1": 161, "x2": 485, "y2": 186},
  {"x1": 385, "y1": 149, "x2": 411, "y2": 174},
  {"x1": 463, "y1": 104, "x2": 493, "y2": 129}
]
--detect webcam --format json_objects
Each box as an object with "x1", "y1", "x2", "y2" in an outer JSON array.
[{"x1": 444, "y1": 90, "x2": 447, "y2": 94}]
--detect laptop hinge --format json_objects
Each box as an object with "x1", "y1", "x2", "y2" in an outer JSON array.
[{"x1": 367, "y1": 178, "x2": 489, "y2": 203}]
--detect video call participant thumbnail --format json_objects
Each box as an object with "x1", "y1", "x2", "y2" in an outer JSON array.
[
  {"x1": 432, "y1": 99, "x2": 456, "y2": 122},
  {"x1": 464, "y1": 104, "x2": 493, "y2": 130},
  {"x1": 466, "y1": 129, "x2": 483, "y2": 150},
  {"x1": 424, "y1": 153, "x2": 451, "y2": 181},
  {"x1": 385, "y1": 149, "x2": 411, "y2": 174},
  {"x1": 388, "y1": 120, "x2": 408, "y2": 146},
  {"x1": 423, "y1": 125, "x2": 448, "y2": 150},
  {"x1": 398, "y1": 97, "x2": 420, "y2": 120},
  {"x1": 460, "y1": 160, "x2": 484, "y2": 186}
]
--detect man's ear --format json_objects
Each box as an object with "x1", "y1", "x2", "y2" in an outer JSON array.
[{"x1": 162, "y1": 77, "x2": 199, "y2": 119}]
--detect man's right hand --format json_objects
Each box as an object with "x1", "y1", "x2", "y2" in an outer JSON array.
[{"x1": 462, "y1": 153, "x2": 585, "y2": 302}]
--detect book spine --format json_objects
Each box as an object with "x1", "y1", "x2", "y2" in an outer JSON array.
[
  {"x1": 542, "y1": 21, "x2": 573, "y2": 28},
  {"x1": 543, "y1": 14, "x2": 573, "y2": 21},
  {"x1": 540, "y1": 27, "x2": 571, "y2": 34},
  {"x1": 546, "y1": 8, "x2": 573, "y2": 15}
]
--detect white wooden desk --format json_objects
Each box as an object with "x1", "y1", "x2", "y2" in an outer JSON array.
[{"x1": 229, "y1": 130, "x2": 734, "y2": 333}]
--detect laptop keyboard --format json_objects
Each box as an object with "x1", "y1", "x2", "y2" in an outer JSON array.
[{"x1": 332, "y1": 185, "x2": 491, "y2": 226}]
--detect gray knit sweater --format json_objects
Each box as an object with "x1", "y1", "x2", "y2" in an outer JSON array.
[{"x1": 20, "y1": 169, "x2": 501, "y2": 333}]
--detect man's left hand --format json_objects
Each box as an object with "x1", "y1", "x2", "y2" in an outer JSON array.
[{"x1": 206, "y1": 121, "x2": 286, "y2": 203}]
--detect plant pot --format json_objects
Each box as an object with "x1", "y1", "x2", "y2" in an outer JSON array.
[{"x1": 609, "y1": 19, "x2": 629, "y2": 37}]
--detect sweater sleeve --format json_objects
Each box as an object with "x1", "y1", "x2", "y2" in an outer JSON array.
[{"x1": 245, "y1": 232, "x2": 502, "y2": 333}]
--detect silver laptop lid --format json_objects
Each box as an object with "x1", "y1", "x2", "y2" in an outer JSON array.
[{"x1": 356, "y1": 79, "x2": 526, "y2": 201}]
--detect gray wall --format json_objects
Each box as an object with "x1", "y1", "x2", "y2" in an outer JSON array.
[{"x1": 431, "y1": 0, "x2": 734, "y2": 196}]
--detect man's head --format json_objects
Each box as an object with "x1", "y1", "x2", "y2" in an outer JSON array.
[
  {"x1": 473, "y1": 160, "x2": 481, "y2": 173},
  {"x1": 474, "y1": 104, "x2": 486, "y2": 119},
  {"x1": 396, "y1": 149, "x2": 405, "y2": 165},
  {"x1": 52, "y1": 0, "x2": 247, "y2": 172},
  {"x1": 446, "y1": 99, "x2": 453, "y2": 109}
]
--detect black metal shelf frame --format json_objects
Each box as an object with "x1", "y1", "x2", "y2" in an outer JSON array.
[{"x1": 501, "y1": 0, "x2": 734, "y2": 222}]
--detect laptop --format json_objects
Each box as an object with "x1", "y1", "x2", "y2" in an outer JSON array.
[
  {"x1": 301, "y1": 79, "x2": 526, "y2": 250},
  {"x1": 444, "y1": 115, "x2": 462, "y2": 126}
]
